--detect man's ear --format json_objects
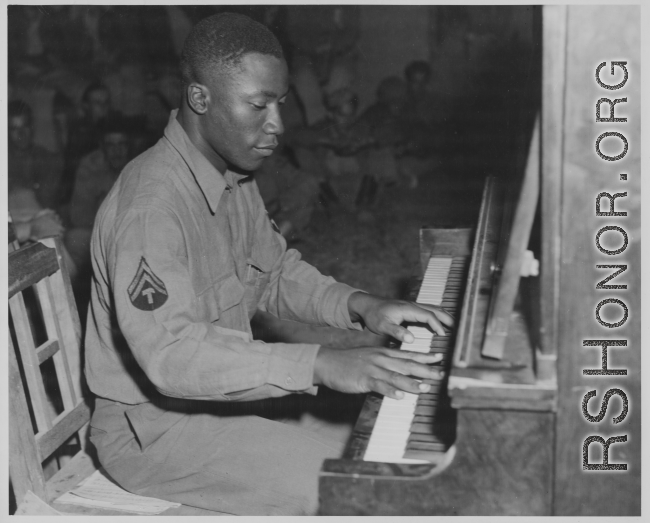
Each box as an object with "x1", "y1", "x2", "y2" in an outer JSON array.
[{"x1": 186, "y1": 83, "x2": 209, "y2": 115}]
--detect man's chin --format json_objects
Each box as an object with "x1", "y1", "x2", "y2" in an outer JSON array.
[{"x1": 237, "y1": 157, "x2": 266, "y2": 173}]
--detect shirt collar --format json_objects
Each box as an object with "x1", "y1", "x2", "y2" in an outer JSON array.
[{"x1": 163, "y1": 110, "x2": 248, "y2": 214}]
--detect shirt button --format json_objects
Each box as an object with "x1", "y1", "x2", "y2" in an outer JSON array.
[{"x1": 285, "y1": 377, "x2": 294, "y2": 386}]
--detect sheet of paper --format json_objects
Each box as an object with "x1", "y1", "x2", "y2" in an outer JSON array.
[
  {"x1": 16, "y1": 491, "x2": 64, "y2": 515},
  {"x1": 55, "y1": 469, "x2": 181, "y2": 515}
]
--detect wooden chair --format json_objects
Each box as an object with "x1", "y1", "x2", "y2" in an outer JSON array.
[{"x1": 8, "y1": 238, "x2": 223, "y2": 516}]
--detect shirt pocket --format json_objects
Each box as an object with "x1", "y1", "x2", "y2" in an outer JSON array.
[
  {"x1": 245, "y1": 239, "x2": 279, "y2": 309},
  {"x1": 196, "y1": 272, "x2": 245, "y2": 323}
]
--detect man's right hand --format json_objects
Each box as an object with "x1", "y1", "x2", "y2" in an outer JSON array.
[{"x1": 313, "y1": 346, "x2": 444, "y2": 399}]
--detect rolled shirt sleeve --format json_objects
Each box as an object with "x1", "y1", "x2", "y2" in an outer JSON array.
[{"x1": 107, "y1": 204, "x2": 321, "y2": 402}]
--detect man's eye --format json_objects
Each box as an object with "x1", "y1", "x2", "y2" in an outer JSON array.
[{"x1": 252, "y1": 103, "x2": 267, "y2": 110}]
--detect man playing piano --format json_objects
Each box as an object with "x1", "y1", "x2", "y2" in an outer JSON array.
[{"x1": 84, "y1": 13, "x2": 452, "y2": 516}]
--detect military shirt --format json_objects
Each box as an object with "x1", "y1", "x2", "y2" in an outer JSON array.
[{"x1": 85, "y1": 111, "x2": 361, "y2": 405}]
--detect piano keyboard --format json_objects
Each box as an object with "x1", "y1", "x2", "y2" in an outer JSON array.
[{"x1": 363, "y1": 255, "x2": 467, "y2": 464}]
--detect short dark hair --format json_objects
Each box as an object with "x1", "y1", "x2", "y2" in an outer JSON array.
[
  {"x1": 8, "y1": 100, "x2": 32, "y2": 121},
  {"x1": 405, "y1": 60, "x2": 432, "y2": 82},
  {"x1": 180, "y1": 12, "x2": 284, "y2": 87}
]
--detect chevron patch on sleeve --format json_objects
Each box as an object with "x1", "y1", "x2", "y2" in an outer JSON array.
[{"x1": 127, "y1": 257, "x2": 169, "y2": 311}]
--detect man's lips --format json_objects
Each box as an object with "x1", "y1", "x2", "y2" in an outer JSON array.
[{"x1": 254, "y1": 145, "x2": 276, "y2": 157}]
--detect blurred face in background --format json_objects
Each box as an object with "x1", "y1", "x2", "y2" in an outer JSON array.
[
  {"x1": 407, "y1": 71, "x2": 430, "y2": 98},
  {"x1": 8, "y1": 114, "x2": 33, "y2": 151},
  {"x1": 102, "y1": 132, "x2": 130, "y2": 173},
  {"x1": 329, "y1": 99, "x2": 358, "y2": 130},
  {"x1": 85, "y1": 88, "x2": 111, "y2": 124}
]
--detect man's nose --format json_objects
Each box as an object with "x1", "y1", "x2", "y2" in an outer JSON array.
[{"x1": 263, "y1": 106, "x2": 284, "y2": 136}]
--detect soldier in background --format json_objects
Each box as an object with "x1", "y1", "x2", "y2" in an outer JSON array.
[
  {"x1": 286, "y1": 6, "x2": 361, "y2": 126},
  {"x1": 286, "y1": 88, "x2": 374, "y2": 210},
  {"x1": 59, "y1": 82, "x2": 117, "y2": 210},
  {"x1": 8, "y1": 100, "x2": 64, "y2": 210}
]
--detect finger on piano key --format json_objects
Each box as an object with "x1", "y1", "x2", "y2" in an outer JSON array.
[{"x1": 386, "y1": 350, "x2": 444, "y2": 366}]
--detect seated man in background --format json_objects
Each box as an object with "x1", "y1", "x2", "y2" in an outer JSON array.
[
  {"x1": 66, "y1": 115, "x2": 132, "y2": 309},
  {"x1": 60, "y1": 81, "x2": 115, "y2": 210},
  {"x1": 8, "y1": 100, "x2": 64, "y2": 210},
  {"x1": 354, "y1": 76, "x2": 409, "y2": 204},
  {"x1": 85, "y1": 14, "x2": 451, "y2": 516},
  {"x1": 404, "y1": 60, "x2": 437, "y2": 127},
  {"x1": 285, "y1": 88, "x2": 374, "y2": 210},
  {"x1": 399, "y1": 60, "x2": 443, "y2": 187},
  {"x1": 8, "y1": 100, "x2": 75, "y2": 273},
  {"x1": 285, "y1": 5, "x2": 361, "y2": 126}
]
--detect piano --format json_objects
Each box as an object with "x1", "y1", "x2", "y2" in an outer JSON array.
[{"x1": 318, "y1": 5, "x2": 640, "y2": 517}]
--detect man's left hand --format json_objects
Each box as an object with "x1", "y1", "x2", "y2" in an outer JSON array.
[{"x1": 347, "y1": 292, "x2": 454, "y2": 344}]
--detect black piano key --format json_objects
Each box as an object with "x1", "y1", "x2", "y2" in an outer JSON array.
[
  {"x1": 412, "y1": 415, "x2": 435, "y2": 424},
  {"x1": 404, "y1": 441, "x2": 449, "y2": 458},
  {"x1": 403, "y1": 448, "x2": 446, "y2": 461},
  {"x1": 414, "y1": 405, "x2": 437, "y2": 416},
  {"x1": 418, "y1": 391, "x2": 440, "y2": 399},
  {"x1": 411, "y1": 422, "x2": 438, "y2": 434},
  {"x1": 416, "y1": 401, "x2": 438, "y2": 409},
  {"x1": 407, "y1": 433, "x2": 445, "y2": 445},
  {"x1": 405, "y1": 441, "x2": 447, "y2": 453}
]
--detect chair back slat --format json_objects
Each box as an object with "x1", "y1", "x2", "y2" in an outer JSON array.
[
  {"x1": 9, "y1": 335, "x2": 49, "y2": 504},
  {"x1": 40, "y1": 237, "x2": 84, "y2": 400},
  {"x1": 9, "y1": 243, "x2": 58, "y2": 298},
  {"x1": 34, "y1": 277, "x2": 78, "y2": 410},
  {"x1": 9, "y1": 292, "x2": 53, "y2": 432},
  {"x1": 36, "y1": 401, "x2": 92, "y2": 462},
  {"x1": 36, "y1": 340, "x2": 60, "y2": 365}
]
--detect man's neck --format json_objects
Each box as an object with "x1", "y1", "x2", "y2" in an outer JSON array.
[{"x1": 176, "y1": 106, "x2": 228, "y2": 175}]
